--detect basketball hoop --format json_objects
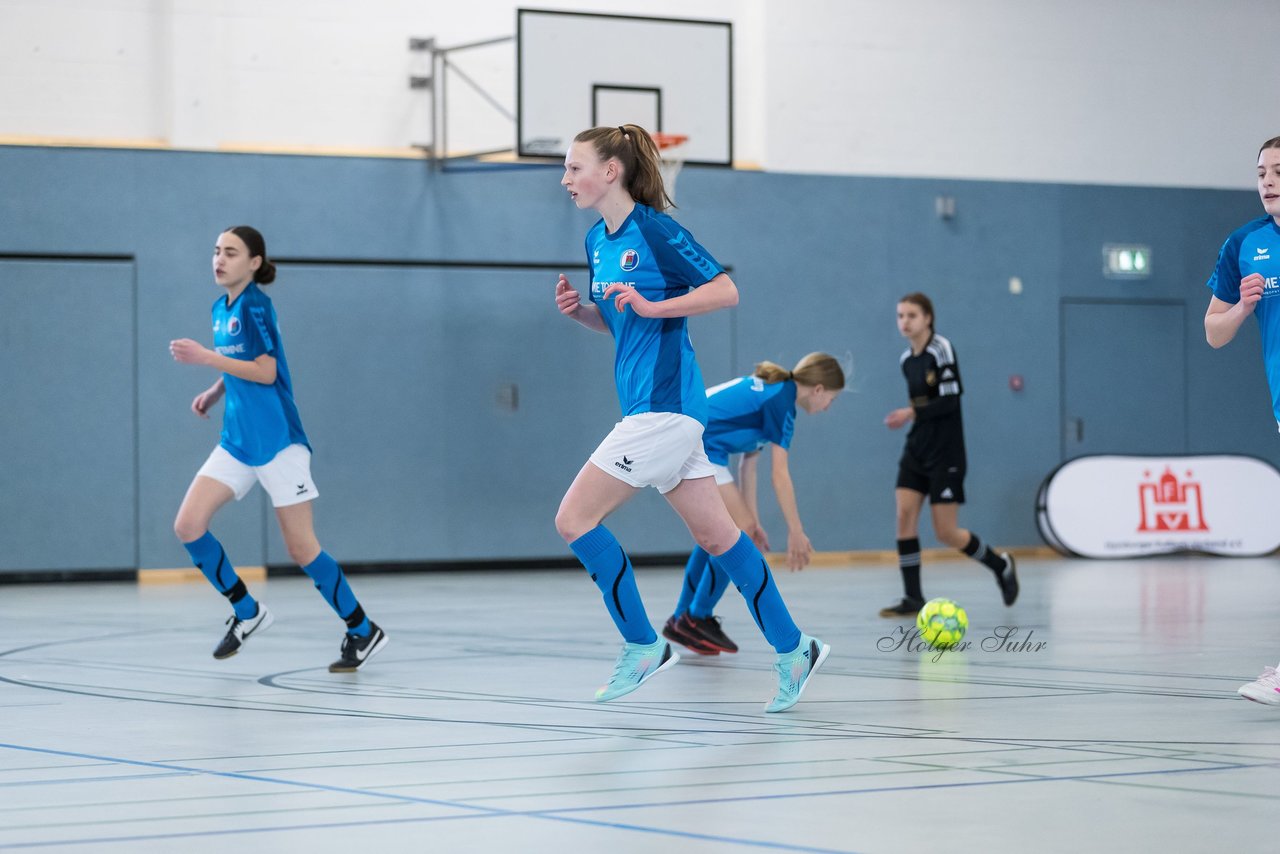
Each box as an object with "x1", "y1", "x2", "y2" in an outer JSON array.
[{"x1": 652, "y1": 132, "x2": 689, "y2": 205}]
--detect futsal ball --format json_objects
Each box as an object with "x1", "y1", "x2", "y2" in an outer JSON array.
[{"x1": 916, "y1": 598, "x2": 968, "y2": 648}]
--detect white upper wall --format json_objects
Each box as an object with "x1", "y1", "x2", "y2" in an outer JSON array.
[
  {"x1": 0, "y1": 0, "x2": 1271, "y2": 188},
  {"x1": 0, "y1": 0, "x2": 762, "y2": 158},
  {"x1": 767, "y1": 0, "x2": 1278, "y2": 189}
]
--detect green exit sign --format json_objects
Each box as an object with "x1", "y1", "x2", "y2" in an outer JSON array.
[{"x1": 1103, "y1": 244, "x2": 1152, "y2": 278}]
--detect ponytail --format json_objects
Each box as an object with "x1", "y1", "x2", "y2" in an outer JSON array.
[
  {"x1": 573, "y1": 124, "x2": 674, "y2": 212},
  {"x1": 753, "y1": 360, "x2": 792, "y2": 384},
  {"x1": 255, "y1": 259, "x2": 277, "y2": 285},
  {"x1": 756, "y1": 354, "x2": 846, "y2": 389}
]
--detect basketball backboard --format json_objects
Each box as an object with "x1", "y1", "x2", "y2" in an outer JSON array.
[{"x1": 516, "y1": 9, "x2": 732, "y2": 166}]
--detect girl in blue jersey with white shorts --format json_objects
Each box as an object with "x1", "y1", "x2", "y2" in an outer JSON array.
[
  {"x1": 554, "y1": 124, "x2": 829, "y2": 713},
  {"x1": 1204, "y1": 135, "x2": 1280, "y2": 706},
  {"x1": 663, "y1": 354, "x2": 845, "y2": 657},
  {"x1": 170, "y1": 226, "x2": 388, "y2": 672}
]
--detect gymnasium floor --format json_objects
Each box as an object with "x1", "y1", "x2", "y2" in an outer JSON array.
[{"x1": 1, "y1": 555, "x2": 1276, "y2": 852}]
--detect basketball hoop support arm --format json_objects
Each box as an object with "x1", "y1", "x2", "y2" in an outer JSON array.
[{"x1": 409, "y1": 34, "x2": 514, "y2": 167}]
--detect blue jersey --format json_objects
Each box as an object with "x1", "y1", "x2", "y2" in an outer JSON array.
[
  {"x1": 211, "y1": 283, "x2": 310, "y2": 465},
  {"x1": 586, "y1": 204, "x2": 724, "y2": 425},
  {"x1": 1206, "y1": 215, "x2": 1280, "y2": 424},
  {"x1": 701, "y1": 375, "x2": 797, "y2": 466}
]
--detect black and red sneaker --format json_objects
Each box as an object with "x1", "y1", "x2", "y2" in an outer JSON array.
[
  {"x1": 662, "y1": 615, "x2": 719, "y2": 655},
  {"x1": 681, "y1": 614, "x2": 738, "y2": 653}
]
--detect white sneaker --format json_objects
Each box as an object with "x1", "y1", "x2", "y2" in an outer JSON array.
[
  {"x1": 1238, "y1": 665, "x2": 1280, "y2": 705},
  {"x1": 212, "y1": 605, "x2": 273, "y2": 659}
]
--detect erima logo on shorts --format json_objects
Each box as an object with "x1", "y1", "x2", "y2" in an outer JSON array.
[
  {"x1": 619, "y1": 249, "x2": 639, "y2": 271},
  {"x1": 615, "y1": 455, "x2": 634, "y2": 473}
]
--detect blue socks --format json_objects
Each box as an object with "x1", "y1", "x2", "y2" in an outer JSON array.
[
  {"x1": 302, "y1": 551, "x2": 370, "y2": 637},
  {"x1": 673, "y1": 546, "x2": 710, "y2": 617},
  {"x1": 183, "y1": 531, "x2": 258, "y2": 620},
  {"x1": 574, "y1": 527, "x2": 800, "y2": 652},
  {"x1": 690, "y1": 549, "x2": 731, "y2": 619},
  {"x1": 184, "y1": 534, "x2": 368, "y2": 636},
  {"x1": 570, "y1": 525, "x2": 657, "y2": 644},
  {"x1": 711, "y1": 531, "x2": 801, "y2": 654},
  {"x1": 674, "y1": 545, "x2": 731, "y2": 619}
]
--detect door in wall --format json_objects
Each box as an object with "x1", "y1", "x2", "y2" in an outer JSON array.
[
  {"x1": 0, "y1": 259, "x2": 137, "y2": 573},
  {"x1": 1061, "y1": 300, "x2": 1187, "y2": 460}
]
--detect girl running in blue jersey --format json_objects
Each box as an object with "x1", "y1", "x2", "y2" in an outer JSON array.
[
  {"x1": 662, "y1": 354, "x2": 845, "y2": 657},
  {"x1": 554, "y1": 124, "x2": 830, "y2": 712},
  {"x1": 1204, "y1": 135, "x2": 1280, "y2": 707},
  {"x1": 169, "y1": 225, "x2": 388, "y2": 672},
  {"x1": 880, "y1": 293, "x2": 1019, "y2": 618}
]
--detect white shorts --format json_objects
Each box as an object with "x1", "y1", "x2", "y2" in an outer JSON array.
[
  {"x1": 197, "y1": 444, "x2": 319, "y2": 508},
  {"x1": 710, "y1": 462, "x2": 735, "y2": 486},
  {"x1": 588, "y1": 412, "x2": 716, "y2": 494}
]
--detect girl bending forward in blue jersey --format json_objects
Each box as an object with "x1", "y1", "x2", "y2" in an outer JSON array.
[
  {"x1": 662, "y1": 354, "x2": 845, "y2": 657},
  {"x1": 169, "y1": 226, "x2": 388, "y2": 672},
  {"x1": 553, "y1": 124, "x2": 830, "y2": 713}
]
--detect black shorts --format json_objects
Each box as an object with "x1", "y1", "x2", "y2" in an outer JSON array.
[{"x1": 896, "y1": 425, "x2": 966, "y2": 504}]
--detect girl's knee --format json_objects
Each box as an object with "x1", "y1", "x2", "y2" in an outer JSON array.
[
  {"x1": 287, "y1": 542, "x2": 319, "y2": 567},
  {"x1": 694, "y1": 524, "x2": 741, "y2": 557},
  {"x1": 173, "y1": 515, "x2": 205, "y2": 544},
  {"x1": 555, "y1": 509, "x2": 591, "y2": 544}
]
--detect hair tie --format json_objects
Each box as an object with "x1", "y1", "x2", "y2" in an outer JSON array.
[{"x1": 618, "y1": 125, "x2": 628, "y2": 138}]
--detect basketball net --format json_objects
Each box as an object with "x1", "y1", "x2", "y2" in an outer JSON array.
[{"x1": 652, "y1": 132, "x2": 689, "y2": 206}]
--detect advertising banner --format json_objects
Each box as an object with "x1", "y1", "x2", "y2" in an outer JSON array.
[{"x1": 1037, "y1": 454, "x2": 1280, "y2": 558}]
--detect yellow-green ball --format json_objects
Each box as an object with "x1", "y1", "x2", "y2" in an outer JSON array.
[{"x1": 917, "y1": 598, "x2": 968, "y2": 648}]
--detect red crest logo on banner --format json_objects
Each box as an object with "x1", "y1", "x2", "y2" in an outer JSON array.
[{"x1": 1137, "y1": 468, "x2": 1209, "y2": 533}]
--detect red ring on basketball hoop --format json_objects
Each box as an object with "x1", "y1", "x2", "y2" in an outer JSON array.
[{"x1": 652, "y1": 132, "x2": 689, "y2": 205}]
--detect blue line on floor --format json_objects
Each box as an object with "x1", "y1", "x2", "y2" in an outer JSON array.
[{"x1": 0, "y1": 742, "x2": 859, "y2": 853}]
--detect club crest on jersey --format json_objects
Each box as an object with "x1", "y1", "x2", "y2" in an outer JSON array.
[
  {"x1": 619, "y1": 249, "x2": 639, "y2": 272},
  {"x1": 227, "y1": 316, "x2": 242, "y2": 336}
]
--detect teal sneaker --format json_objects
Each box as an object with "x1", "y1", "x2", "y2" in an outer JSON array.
[
  {"x1": 595, "y1": 638, "x2": 679, "y2": 702},
  {"x1": 765, "y1": 634, "x2": 830, "y2": 713}
]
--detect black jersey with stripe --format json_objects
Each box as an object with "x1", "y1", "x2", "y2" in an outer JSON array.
[{"x1": 900, "y1": 332, "x2": 962, "y2": 427}]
